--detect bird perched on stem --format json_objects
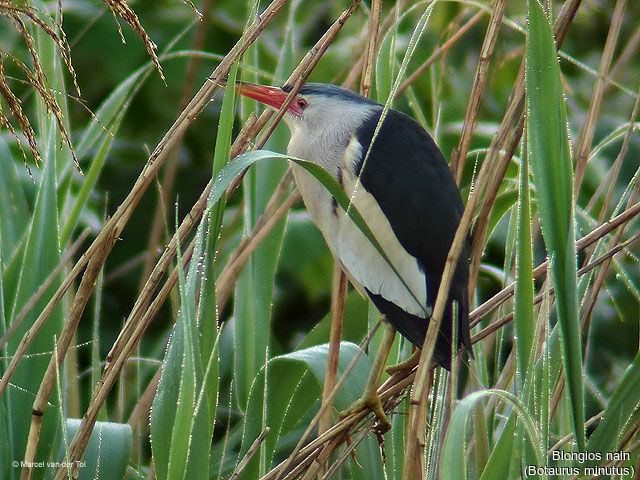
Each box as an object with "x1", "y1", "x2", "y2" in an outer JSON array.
[{"x1": 229, "y1": 81, "x2": 472, "y2": 431}]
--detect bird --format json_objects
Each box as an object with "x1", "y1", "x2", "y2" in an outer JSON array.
[{"x1": 229, "y1": 80, "x2": 472, "y2": 429}]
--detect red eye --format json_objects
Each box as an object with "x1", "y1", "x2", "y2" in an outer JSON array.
[{"x1": 296, "y1": 98, "x2": 308, "y2": 109}]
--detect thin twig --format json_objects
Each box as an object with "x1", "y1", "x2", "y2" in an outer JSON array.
[
  {"x1": 451, "y1": 0, "x2": 507, "y2": 185},
  {"x1": 271, "y1": 321, "x2": 382, "y2": 480},
  {"x1": 580, "y1": 80, "x2": 640, "y2": 329},
  {"x1": 317, "y1": 267, "x2": 347, "y2": 452},
  {"x1": 264, "y1": 221, "x2": 640, "y2": 479},
  {"x1": 471, "y1": 230, "x2": 640, "y2": 344},
  {"x1": 139, "y1": 0, "x2": 215, "y2": 290},
  {"x1": 229, "y1": 427, "x2": 271, "y2": 480},
  {"x1": 468, "y1": 0, "x2": 583, "y2": 292},
  {"x1": 215, "y1": 172, "x2": 297, "y2": 309},
  {"x1": 469, "y1": 200, "x2": 640, "y2": 329},
  {"x1": 573, "y1": 0, "x2": 627, "y2": 191},
  {"x1": 395, "y1": 9, "x2": 485, "y2": 98},
  {"x1": 360, "y1": 0, "x2": 381, "y2": 97}
]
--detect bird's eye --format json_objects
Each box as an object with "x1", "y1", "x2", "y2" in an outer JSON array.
[{"x1": 296, "y1": 98, "x2": 308, "y2": 110}]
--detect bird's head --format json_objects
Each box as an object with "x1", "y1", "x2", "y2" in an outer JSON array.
[{"x1": 230, "y1": 81, "x2": 379, "y2": 140}]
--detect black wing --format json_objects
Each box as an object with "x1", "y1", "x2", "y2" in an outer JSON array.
[{"x1": 354, "y1": 108, "x2": 472, "y2": 368}]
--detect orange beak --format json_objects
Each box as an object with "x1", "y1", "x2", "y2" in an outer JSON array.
[{"x1": 224, "y1": 81, "x2": 303, "y2": 116}]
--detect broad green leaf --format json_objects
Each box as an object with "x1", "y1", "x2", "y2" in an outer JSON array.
[
  {"x1": 472, "y1": 400, "x2": 490, "y2": 477},
  {"x1": 238, "y1": 342, "x2": 372, "y2": 479},
  {"x1": 479, "y1": 319, "x2": 566, "y2": 479},
  {"x1": 198, "y1": 60, "x2": 238, "y2": 360},
  {"x1": 168, "y1": 231, "x2": 198, "y2": 480},
  {"x1": 1, "y1": 22, "x2": 75, "y2": 479},
  {"x1": 55, "y1": 419, "x2": 132, "y2": 480},
  {"x1": 151, "y1": 220, "x2": 214, "y2": 480},
  {"x1": 525, "y1": 0, "x2": 584, "y2": 450},
  {"x1": 232, "y1": 25, "x2": 294, "y2": 407},
  {"x1": 75, "y1": 68, "x2": 151, "y2": 159},
  {"x1": 234, "y1": 111, "x2": 288, "y2": 406},
  {"x1": 478, "y1": 414, "x2": 516, "y2": 480},
  {"x1": 192, "y1": 61, "x2": 239, "y2": 450},
  {"x1": 229, "y1": 151, "x2": 413, "y2": 308}
]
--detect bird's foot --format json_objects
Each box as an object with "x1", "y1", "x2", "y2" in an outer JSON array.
[
  {"x1": 386, "y1": 349, "x2": 420, "y2": 375},
  {"x1": 340, "y1": 392, "x2": 391, "y2": 434}
]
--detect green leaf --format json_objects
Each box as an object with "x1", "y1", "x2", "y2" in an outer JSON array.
[
  {"x1": 57, "y1": 419, "x2": 132, "y2": 480},
  {"x1": 232, "y1": 23, "x2": 295, "y2": 405},
  {"x1": 478, "y1": 414, "x2": 516, "y2": 480},
  {"x1": 238, "y1": 342, "x2": 372, "y2": 479},
  {"x1": 233, "y1": 83, "x2": 289, "y2": 407},
  {"x1": 514, "y1": 155, "x2": 534, "y2": 389},
  {"x1": 375, "y1": 13, "x2": 398, "y2": 103},
  {"x1": 150, "y1": 63, "x2": 239, "y2": 479},
  {"x1": 441, "y1": 390, "x2": 544, "y2": 480},
  {"x1": 151, "y1": 217, "x2": 216, "y2": 480},
  {"x1": 525, "y1": 0, "x2": 584, "y2": 450},
  {"x1": 199, "y1": 60, "x2": 238, "y2": 359},
  {"x1": 168, "y1": 233, "x2": 199, "y2": 480},
  {"x1": 74, "y1": 68, "x2": 150, "y2": 159}
]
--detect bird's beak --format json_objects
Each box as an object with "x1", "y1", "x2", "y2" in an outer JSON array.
[{"x1": 221, "y1": 80, "x2": 303, "y2": 116}]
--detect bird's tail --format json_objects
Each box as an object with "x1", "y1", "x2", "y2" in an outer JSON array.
[{"x1": 433, "y1": 282, "x2": 472, "y2": 370}]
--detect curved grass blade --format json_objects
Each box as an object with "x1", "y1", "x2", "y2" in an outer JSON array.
[
  {"x1": 238, "y1": 342, "x2": 373, "y2": 479},
  {"x1": 441, "y1": 390, "x2": 544, "y2": 480},
  {"x1": 204, "y1": 149, "x2": 420, "y2": 315}
]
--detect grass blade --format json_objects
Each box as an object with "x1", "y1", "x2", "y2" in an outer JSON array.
[
  {"x1": 150, "y1": 63, "x2": 239, "y2": 480},
  {"x1": 525, "y1": 0, "x2": 585, "y2": 450},
  {"x1": 0, "y1": 139, "x2": 29, "y2": 260},
  {"x1": 514, "y1": 152, "x2": 534, "y2": 387},
  {"x1": 61, "y1": 67, "x2": 153, "y2": 245},
  {"x1": 441, "y1": 390, "x2": 544, "y2": 480}
]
